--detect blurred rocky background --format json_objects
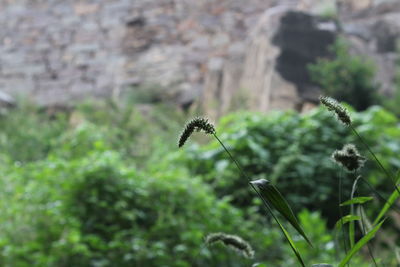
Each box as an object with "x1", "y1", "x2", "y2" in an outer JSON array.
[{"x1": 1, "y1": 0, "x2": 400, "y2": 117}]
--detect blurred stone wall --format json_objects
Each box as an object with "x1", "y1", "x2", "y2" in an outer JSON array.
[
  {"x1": 0, "y1": 0, "x2": 134, "y2": 105},
  {"x1": 0, "y1": 0, "x2": 275, "y2": 106},
  {"x1": 1, "y1": 0, "x2": 399, "y2": 116}
]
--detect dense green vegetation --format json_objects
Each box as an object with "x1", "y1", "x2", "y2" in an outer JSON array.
[
  {"x1": 308, "y1": 38, "x2": 380, "y2": 111},
  {"x1": 185, "y1": 106, "x2": 400, "y2": 226},
  {"x1": 0, "y1": 98, "x2": 399, "y2": 266}
]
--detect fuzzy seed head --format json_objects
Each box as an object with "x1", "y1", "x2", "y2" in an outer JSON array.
[
  {"x1": 205, "y1": 232, "x2": 254, "y2": 259},
  {"x1": 332, "y1": 144, "x2": 366, "y2": 172},
  {"x1": 178, "y1": 117, "x2": 216, "y2": 147},
  {"x1": 319, "y1": 96, "x2": 352, "y2": 126}
]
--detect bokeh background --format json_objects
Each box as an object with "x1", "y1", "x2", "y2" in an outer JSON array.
[{"x1": 1, "y1": 0, "x2": 400, "y2": 266}]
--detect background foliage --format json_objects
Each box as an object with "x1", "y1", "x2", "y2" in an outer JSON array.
[
  {"x1": 184, "y1": 106, "x2": 400, "y2": 226},
  {"x1": 308, "y1": 38, "x2": 380, "y2": 111},
  {"x1": 0, "y1": 98, "x2": 398, "y2": 266}
]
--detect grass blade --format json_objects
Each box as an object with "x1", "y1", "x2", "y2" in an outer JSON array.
[
  {"x1": 349, "y1": 218, "x2": 355, "y2": 250},
  {"x1": 335, "y1": 215, "x2": 360, "y2": 231},
  {"x1": 251, "y1": 179, "x2": 312, "y2": 246},
  {"x1": 373, "y1": 180, "x2": 400, "y2": 225},
  {"x1": 339, "y1": 219, "x2": 386, "y2": 267},
  {"x1": 340, "y1": 197, "x2": 373, "y2": 206},
  {"x1": 275, "y1": 215, "x2": 306, "y2": 267}
]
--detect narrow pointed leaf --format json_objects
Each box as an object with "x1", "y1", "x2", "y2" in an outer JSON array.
[
  {"x1": 274, "y1": 215, "x2": 306, "y2": 267},
  {"x1": 339, "y1": 219, "x2": 385, "y2": 267},
  {"x1": 374, "y1": 187, "x2": 399, "y2": 225},
  {"x1": 349, "y1": 219, "x2": 355, "y2": 249},
  {"x1": 348, "y1": 176, "x2": 362, "y2": 248},
  {"x1": 340, "y1": 196, "x2": 373, "y2": 206},
  {"x1": 335, "y1": 215, "x2": 360, "y2": 231},
  {"x1": 250, "y1": 179, "x2": 312, "y2": 246}
]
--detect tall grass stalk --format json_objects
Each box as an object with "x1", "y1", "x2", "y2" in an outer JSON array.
[
  {"x1": 213, "y1": 133, "x2": 307, "y2": 266},
  {"x1": 321, "y1": 96, "x2": 390, "y2": 265},
  {"x1": 350, "y1": 126, "x2": 400, "y2": 196},
  {"x1": 359, "y1": 201, "x2": 378, "y2": 267},
  {"x1": 338, "y1": 171, "x2": 349, "y2": 266},
  {"x1": 178, "y1": 118, "x2": 309, "y2": 266}
]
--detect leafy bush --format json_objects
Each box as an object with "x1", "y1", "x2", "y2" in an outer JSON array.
[
  {"x1": 74, "y1": 100, "x2": 188, "y2": 167},
  {"x1": 0, "y1": 146, "x2": 271, "y2": 266},
  {"x1": 288, "y1": 210, "x2": 368, "y2": 266},
  {"x1": 184, "y1": 106, "x2": 400, "y2": 225},
  {"x1": 0, "y1": 98, "x2": 186, "y2": 168},
  {"x1": 176, "y1": 112, "x2": 373, "y2": 266},
  {"x1": 308, "y1": 38, "x2": 380, "y2": 111},
  {"x1": 1, "y1": 99, "x2": 397, "y2": 265},
  {"x1": 0, "y1": 102, "x2": 68, "y2": 163}
]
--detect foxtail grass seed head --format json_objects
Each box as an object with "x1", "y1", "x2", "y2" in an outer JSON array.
[
  {"x1": 319, "y1": 96, "x2": 351, "y2": 126},
  {"x1": 332, "y1": 144, "x2": 366, "y2": 172},
  {"x1": 178, "y1": 117, "x2": 216, "y2": 147},
  {"x1": 205, "y1": 232, "x2": 254, "y2": 259}
]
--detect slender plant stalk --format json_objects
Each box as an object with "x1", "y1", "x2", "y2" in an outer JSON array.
[
  {"x1": 350, "y1": 126, "x2": 400, "y2": 196},
  {"x1": 360, "y1": 177, "x2": 400, "y2": 215},
  {"x1": 319, "y1": 98, "x2": 388, "y2": 264},
  {"x1": 213, "y1": 134, "x2": 282, "y2": 220},
  {"x1": 213, "y1": 133, "x2": 306, "y2": 267},
  {"x1": 359, "y1": 206, "x2": 378, "y2": 267},
  {"x1": 338, "y1": 171, "x2": 349, "y2": 266},
  {"x1": 349, "y1": 175, "x2": 361, "y2": 248},
  {"x1": 350, "y1": 176, "x2": 378, "y2": 266},
  {"x1": 213, "y1": 134, "x2": 249, "y2": 182}
]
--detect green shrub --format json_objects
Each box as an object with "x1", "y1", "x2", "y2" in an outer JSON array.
[
  {"x1": 308, "y1": 38, "x2": 380, "y2": 111},
  {"x1": 0, "y1": 102, "x2": 68, "y2": 163},
  {"x1": 0, "y1": 98, "x2": 186, "y2": 166},
  {"x1": 1, "y1": 99, "x2": 396, "y2": 265},
  {"x1": 184, "y1": 106, "x2": 400, "y2": 225},
  {"x1": 0, "y1": 148, "x2": 271, "y2": 266}
]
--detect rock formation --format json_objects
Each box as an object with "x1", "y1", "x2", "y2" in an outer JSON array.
[{"x1": 0, "y1": 0, "x2": 399, "y2": 117}]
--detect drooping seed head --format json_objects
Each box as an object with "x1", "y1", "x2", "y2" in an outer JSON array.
[
  {"x1": 319, "y1": 96, "x2": 352, "y2": 126},
  {"x1": 332, "y1": 144, "x2": 366, "y2": 172},
  {"x1": 205, "y1": 232, "x2": 254, "y2": 259},
  {"x1": 178, "y1": 117, "x2": 216, "y2": 147}
]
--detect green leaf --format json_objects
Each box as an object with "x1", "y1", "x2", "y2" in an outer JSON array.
[
  {"x1": 373, "y1": 184, "x2": 400, "y2": 225},
  {"x1": 335, "y1": 215, "x2": 360, "y2": 231},
  {"x1": 250, "y1": 179, "x2": 312, "y2": 246},
  {"x1": 340, "y1": 196, "x2": 373, "y2": 206},
  {"x1": 339, "y1": 219, "x2": 386, "y2": 267},
  {"x1": 349, "y1": 218, "x2": 355, "y2": 249},
  {"x1": 348, "y1": 176, "x2": 362, "y2": 248},
  {"x1": 274, "y1": 214, "x2": 306, "y2": 267}
]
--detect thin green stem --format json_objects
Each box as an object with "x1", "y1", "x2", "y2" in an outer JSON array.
[
  {"x1": 213, "y1": 133, "x2": 306, "y2": 267},
  {"x1": 213, "y1": 134, "x2": 250, "y2": 182},
  {"x1": 359, "y1": 206, "x2": 379, "y2": 267},
  {"x1": 338, "y1": 172, "x2": 349, "y2": 266},
  {"x1": 349, "y1": 174, "x2": 360, "y2": 248},
  {"x1": 214, "y1": 134, "x2": 279, "y2": 216},
  {"x1": 351, "y1": 176, "x2": 378, "y2": 266},
  {"x1": 350, "y1": 126, "x2": 400, "y2": 195},
  {"x1": 360, "y1": 177, "x2": 400, "y2": 215}
]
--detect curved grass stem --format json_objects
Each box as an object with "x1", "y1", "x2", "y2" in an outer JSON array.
[
  {"x1": 350, "y1": 176, "x2": 378, "y2": 266},
  {"x1": 213, "y1": 133, "x2": 306, "y2": 267},
  {"x1": 350, "y1": 126, "x2": 400, "y2": 196},
  {"x1": 360, "y1": 177, "x2": 400, "y2": 215},
  {"x1": 359, "y1": 207, "x2": 378, "y2": 267},
  {"x1": 338, "y1": 171, "x2": 349, "y2": 267}
]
